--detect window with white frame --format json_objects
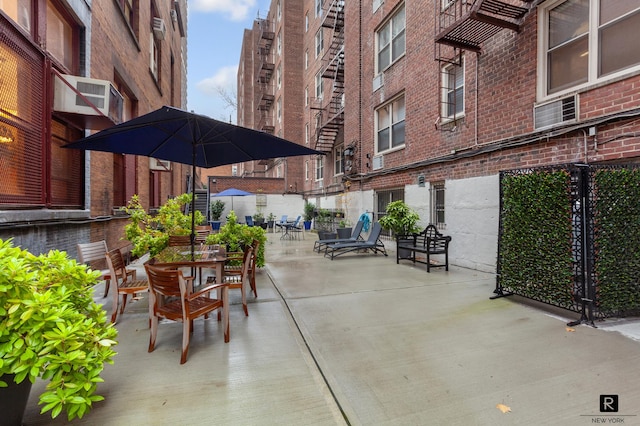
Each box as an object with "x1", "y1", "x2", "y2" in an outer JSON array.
[
  {"x1": 315, "y1": 156, "x2": 324, "y2": 180},
  {"x1": 315, "y1": 71, "x2": 323, "y2": 100},
  {"x1": 334, "y1": 145, "x2": 344, "y2": 175},
  {"x1": 376, "y1": 4, "x2": 406, "y2": 73},
  {"x1": 277, "y1": 96, "x2": 282, "y2": 122},
  {"x1": 277, "y1": 0, "x2": 281, "y2": 21},
  {"x1": 315, "y1": 0, "x2": 322, "y2": 17},
  {"x1": 277, "y1": 30, "x2": 282, "y2": 55},
  {"x1": 305, "y1": 161, "x2": 310, "y2": 180},
  {"x1": 442, "y1": 57, "x2": 464, "y2": 119},
  {"x1": 305, "y1": 12, "x2": 309, "y2": 32},
  {"x1": 375, "y1": 94, "x2": 405, "y2": 153},
  {"x1": 277, "y1": 63, "x2": 282, "y2": 89},
  {"x1": 431, "y1": 182, "x2": 446, "y2": 229},
  {"x1": 305, "y1": 49, "x2": 309, "y2": 69},
  {"x1": 305, "y1": 86, "x2": 309, "y2": 106},
  {"x1": 539, "y1": 0, "x2": 640, "y2": 98},
  {"x1": 150, "y1": 33, "x2": 159, "y2": 80},
  {"x1": 315, "y1": 28, "x2": 324, "y2": 58},
  {"x1": 305, "y1": 123, "x2": 310, "y2": 144}
]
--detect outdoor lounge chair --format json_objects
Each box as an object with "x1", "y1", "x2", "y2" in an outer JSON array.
[
  {"x1": 324, "y1": 222, "x2": 388, "y2": 260},
  {"x1": 314, "y1": 220, "x2": 364, "y2": 252}
]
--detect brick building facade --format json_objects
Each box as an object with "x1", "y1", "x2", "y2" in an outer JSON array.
[
  {"x1": 240, "y1": 0, "x2": 640, "y2": 273},
  {"x1": 0, "y1": 1, "x2": 189, "y2": 258}
]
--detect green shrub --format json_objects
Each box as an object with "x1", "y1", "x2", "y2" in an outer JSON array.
[{"x1": 206, "y1": 211, "x2": 267, "y2": 267}]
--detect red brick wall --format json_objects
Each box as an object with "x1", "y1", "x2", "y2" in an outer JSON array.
[{"x1": 208, "y1": 176, "x2": 287, "y2": 194}]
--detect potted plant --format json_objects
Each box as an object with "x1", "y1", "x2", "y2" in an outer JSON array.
[
  {"x1": 303, "y1": 201, "x2": 315, "y2": 230},
  {"x1": 0, "y1": 238, "x2": 118, "y2": 423},
  {"x1": 336, "y1": 218, "x2": 352, "y2": 239},
  {"x1": 315, "y1": 209, "x2": 336, "y2": 240},
  {"x1": 209, "y1": 199, "x2": 226, "y2": 232},
  {"x1": 266, "y1": 213, "x2": 276, "y2": 232},
  {"x1": 379, "y1": 200, "x2": 421, "y2": 259},
  {"x1": 253, "y1": 211, "x2": 266, "y2": 228}
]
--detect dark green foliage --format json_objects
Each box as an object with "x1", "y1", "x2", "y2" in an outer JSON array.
[
  {"x1": 593, "y1": 168, "x2": 640, "y2": 316},
  {"x1": 499, "y1": 170, "x2": 575, "y2": 308}
]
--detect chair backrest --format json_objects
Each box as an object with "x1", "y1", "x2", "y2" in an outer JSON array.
[
  {"x1": 105, "y1": 249, "x2": 129, "y2": 283},
  {"x1": 351, "y1": 221, "x2": 364, "y2": 239},
  {"x1": 168, "y1": 235, "x2": 192, "y2": 246},
  {"x1": 279, "y1": 215, "x2": 287, "y2": 223},
  {"x1": 78, "y1": 240, "x2": 109, "y2": 264},
  {"x1": 424, "y1": 224, "x2": 441, "y2": 238},
  {"x1": 145, "y1": 264, "x2": 185, "y2": 300},
  {"x1": 292, "y1": 215, "x2": 301, "y2": 226},
  {"x1": 366, "y1": 222, "x2": 383, "y2": 243},
  {"x1": 245, "y1": 216, "x2": 254, "y2": 226}
]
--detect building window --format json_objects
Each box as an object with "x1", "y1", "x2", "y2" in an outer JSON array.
[
  {"x1": 2, "y1": 1, "x2": 32, "y2": 32},
  {"x1": 431, "y1": 182, "x2": 446, "y2": 229},
  {"x1": 376, "y1": 189, "x2": 404, "y2": 234},
  {"x1": 442, "y1": 57, "x2": 464, "y2": 119},
  {"x1": 376, "y1": 4, "x2": 406, "y2": 73},
  {"x1": 277, "y1": 0, "x2": 281, "y2": 21},
  {"x1": 540, "y1": 0, "x2": 640, "y2": 98},
  {"x1": 117, "y1": 0, "x2": 137, "y2": 32},
  {"x1": 305, "y1": 160, "x2": 310, "y2": 180},
  {"x1": 305, "y1": 123, "x2": 310, "y2": 144},
  {"x1": 277, "y1": 30, "x2": 282, "y2": 55},
  {"x1": 315, "y1": 71, "x2": 323, "y2": 100},
  {"x1": 305, "y1": 49, "x2": 309, "y2": 69},
  {"x1": 232, "y1": 165, "x2": 238, "y2": 176},
  {"x1": 315, "y1": 0, "x2": 322, "y2": 17},
  {"x1": 150, "y1": 33, "x2": 159, "y2": 80},
  {"x1": 277, "y1": 97, "x2": 282, "y2": 122},
  {"x1": 334, "y1": 145, "x2": 344, "y2": 175},
  {"x1": 305, "y1": 12, "x2": 309, "y2": 32},
  {"x1": 46, "y1": 1, "x2": 75, "y2": 71},
  {"x1": 375, "y1": 94, "x2": 405, "y2": 153},
  {"x1": 305, "y1": 87, "x2": 309, "y2": 106},
  {"x1": 315, "y1": 29, "x2": 324, "y2": 58},
  {"x1": 315, "y1": 157, "x2": 324, "y2": 180},
  {"x1": 277, "y1": 63, "x2": 282, "y2": 89}
]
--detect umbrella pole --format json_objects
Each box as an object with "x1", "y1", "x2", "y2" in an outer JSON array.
[{"x1": 190, "y1": 147, "x2": 197, "y2": 255}]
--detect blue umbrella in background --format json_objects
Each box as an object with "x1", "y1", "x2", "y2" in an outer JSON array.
[{"x1": 213, "y1": 188, "x2": 254, "y2": 211}]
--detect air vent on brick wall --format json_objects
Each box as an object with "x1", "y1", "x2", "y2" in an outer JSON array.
[
  {"x1": 372, "y1": 155, "x2": 384, "y2": 170},
  {"x1": 534, "y1": 95, "x2": 577, "y2": 130}
]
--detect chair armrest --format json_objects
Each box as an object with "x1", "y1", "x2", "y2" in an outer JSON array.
[{"x1": 188, "y1": 282, "x2": 229, "y2": 300}]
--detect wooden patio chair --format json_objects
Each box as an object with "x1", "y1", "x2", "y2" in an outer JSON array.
[
  {"x1": 145, "y1": 264, "x2": 230, "y2": 364},
  {"x1": 77, "y1": 241, "x2": 113, "y2": 298},
  {"x1": 168, "y1": 235, "x2": 192, "y2": 246},
  {"x1": 220, "y1": 244, "x2": 254, "y2": 316},
  {"x1": 105, "y1": 249, "x2": 148, "y2": 323},
  {"x1": 222, "y1": 240, "x2": 259, "y2": 298}
]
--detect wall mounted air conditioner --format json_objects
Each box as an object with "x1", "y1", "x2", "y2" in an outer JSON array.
[
  {"x1": 53, "y1": 74, "x2": 123, "y2": 124},
  {"x1": 153, "y1": 17, "x2": 166, "y2": 40},
  {"x1": 373, "y1": 73, "x2": 384, "y2": 91},
  {"x1": 372, "y1": 155, "x2": 384, "y2": 170},
  {"x1": 149, "y1": 158, "x2": 171, "y2": 171},
  {"x1": 534, "y1": 95, "x2": 577, "y2": 130},
  {"x1": 170, "y1": 9, "x2": 178, "y2": 23}
]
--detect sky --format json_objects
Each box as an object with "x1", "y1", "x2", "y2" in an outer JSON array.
[{"x1": 187, "y1": 0, "x2": 272, "y2": 123}]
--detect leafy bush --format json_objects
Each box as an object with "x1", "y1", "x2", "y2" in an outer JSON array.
[
  {"x1": 0, "y1": 239, "x2": 118, "y2": 420},
  {"x1": 210, "y1": 200, "x2": 225, "y2": 221},
  {"x1": 206, "y1": 211, "x2": 267, "y2": 267},
  {"x1": 379, "y1": 200, "x2": 421, "y2": 236}
]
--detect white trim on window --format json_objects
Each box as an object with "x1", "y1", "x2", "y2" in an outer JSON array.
[
  {"x1": 375, "y1": 93, "x2": 406, "y2": 154},
  {"x1": 375, "y1": 4, "x2": 406, "y2": 74},
  {"x1": 441, "y1": 56, "x2": 465, "y2": 121},
  {"x1": 537, "y1": 0, "x2": 640, "y2": 101}
]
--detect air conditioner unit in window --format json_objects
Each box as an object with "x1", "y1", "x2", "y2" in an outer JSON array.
[
  {"x1": 153, "y1": 17, "x2": 166, "y2": 40},
  {"x1": 170, "y1": 9, "x2": 178, "y2": 23},
  {"x1": 534, "y1": 95, "x2": 577, "y2": 130},
  {"x1": 372, "y1": 155, "x2": 384, "y2": 170},
  {"x1": 149, "y1": 158, "x2": 171, "y2": 171},
  {"x1": 53, "y1": 74, "x2": 123, "y2": 126}
]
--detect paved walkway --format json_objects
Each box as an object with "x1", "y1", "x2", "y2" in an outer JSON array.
[{"x1": 23, "y1": 232, "x2": 640, "y2": 425}]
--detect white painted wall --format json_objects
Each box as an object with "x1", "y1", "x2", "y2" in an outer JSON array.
[
  {"x1": 210, "y1": 194, "x2": 305, "y2": 224},
  {"x1": 446, "y1": 175, "x2": 500, "y2": 273}
]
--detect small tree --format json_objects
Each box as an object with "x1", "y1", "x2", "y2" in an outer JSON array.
[
  {"x1": 304, "y1": 201, "x2": 315, "y2": 222},
  {"x1": 210, "y1": 200, "x2": 225, "y2": 221},
  {"x1": 379, "y1": 200, "x2": 421, "y2": 236}
]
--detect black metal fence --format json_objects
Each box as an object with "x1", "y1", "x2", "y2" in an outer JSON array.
[{"x1": 495, "y1": 164, "x2": 640, "y2": 322}]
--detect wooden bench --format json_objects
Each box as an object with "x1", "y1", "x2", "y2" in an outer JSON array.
[{"x1": 396, "y1": 224, "x2": 451, "y2": 272}]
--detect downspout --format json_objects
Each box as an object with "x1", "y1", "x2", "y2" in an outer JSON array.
[{"x1": 475, "y1": 52, "x2": 479, "y2": 147}]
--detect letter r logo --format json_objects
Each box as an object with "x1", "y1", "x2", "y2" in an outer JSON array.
[{"x1": 600, "y1": 395, "x2": 618, "y2": 412}]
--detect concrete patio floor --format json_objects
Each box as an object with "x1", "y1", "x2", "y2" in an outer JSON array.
[{"x1": 22, "y1": 231, "x2": 640, "y2": 425}]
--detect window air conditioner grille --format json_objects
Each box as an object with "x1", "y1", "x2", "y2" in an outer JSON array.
[{"x1": 534, "y1": 95, "x2": 577, "y2": 130}]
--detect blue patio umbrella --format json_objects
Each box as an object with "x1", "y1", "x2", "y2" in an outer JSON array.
[
  {"x1": 213, "y1": 188, "x2": 254, "y2": 211},
  {"x1": 64, "y1": 106, "x2": 323, "y2": 246}
]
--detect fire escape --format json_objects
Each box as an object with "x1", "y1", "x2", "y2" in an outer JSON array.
[
  {"x1": 257, "y1": 18, "x2": 275, "y2": 134},
  {"x1": 311, "y1": 0, "x2": 345, "y2": 153},
  {"x1": 434, "y1": 0, "x2": 535, "y2": 120}
]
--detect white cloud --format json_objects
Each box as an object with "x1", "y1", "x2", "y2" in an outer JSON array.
[
  {"x1": 190, "y1": 0, "x2": 256, "y2": 21},
  {"x1": 196, "y1": 65, "x2": 238, "y2": 96}
]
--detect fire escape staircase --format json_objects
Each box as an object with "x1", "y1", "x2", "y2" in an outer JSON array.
[
  {"x1": 257, "y1": 18, "x2": 275, "y2": 133},
  {"x1": 434, "y1": 0, "x2": 535, "y2": 122},
  {"x1": 313, "y1": 0, "x2": 345, "y2": 153},
  {"x1": 435, "y1": 0, "x2": 535, "y2": 53}
]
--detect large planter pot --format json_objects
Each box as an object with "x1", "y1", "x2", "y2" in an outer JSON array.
[
  {"x1": 209, "y1": 221, "x2": 222, "y2": 232},
  {"x1": 303, "y1": 220, "x2": 312, "y2": 230},
  {"x1": 0, "y1": 375, "x2": 33, "y2": 426},
  {"x1": 336, "y1": 227, "x2": 352, "y2": 239},
  {"x1": 318, "y1": 231, "x2": 337, "y2": 240},
  {"x1": 267, "y1": 220, "x2": 275, "y2": 232}
]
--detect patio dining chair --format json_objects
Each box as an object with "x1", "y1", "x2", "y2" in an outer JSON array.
[
  {"x1": 168, "y1": 235, "x2": 192, "y2": 246},
  {"x1": 105, "y1": 249, "x2": 149, "y2": 323},
  {"x1": 275, "y1": 215, "x2": 288, "y2": 232},
  {"x1": 220, "y1": 244, "x2": 254, "y2": 316},
  {"x1": 145, "y1": 264, "x2": 230, "y2": 364},
  {"x1": 77, "y1": 240, "x2": 127, "y2": 298}
]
